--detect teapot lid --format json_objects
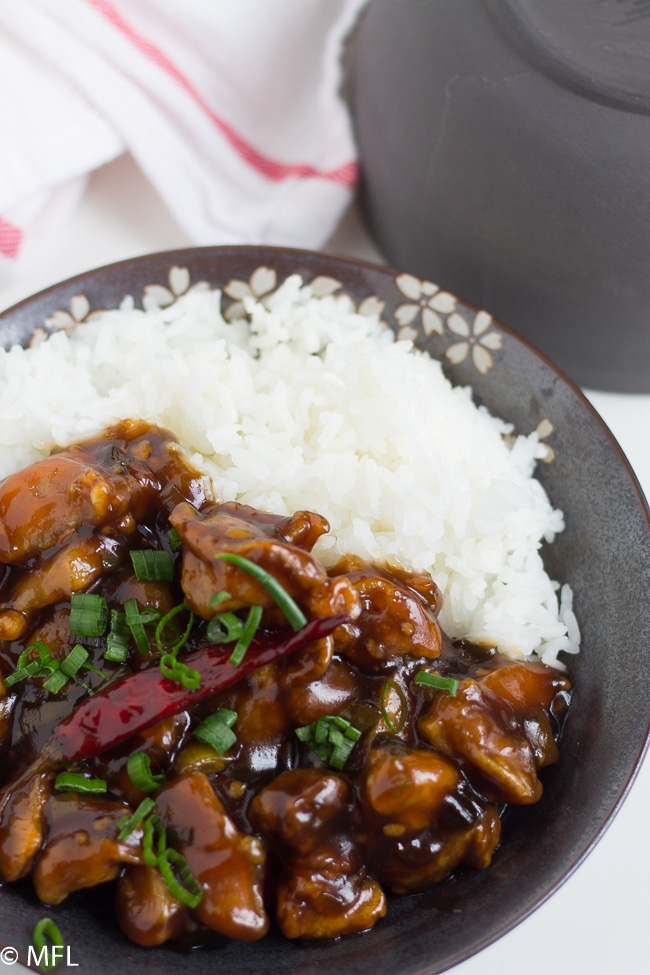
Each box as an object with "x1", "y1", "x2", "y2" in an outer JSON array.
[{"x1": 486, "y1": 0, "x2": 650, "y2": 113}]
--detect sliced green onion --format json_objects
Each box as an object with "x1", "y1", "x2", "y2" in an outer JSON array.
[
  {"x1": 59, "y1": 643, "x2": 89, "y2": 679},
  {"x1": 328, "y1": 728, "x2": 356, "y2": 770},
  {"x1": 168, "y1": 528, "x2": 182, "y2": 551},
  {"x1": 214, "y1": 553, "x2": 307, "y2": 631},
  {"x1": 415, "y1": 672, "x2": 460, "y2": 697},
  {"x1": 42, "y1": 665, "x2": 68, "y2": 694},
  {"x1": 130, "y1": 549, "x2": 174, "y2": 582},
  {"x1": 209, "y1": 591, "x2": 231, "y2": 608},
  {"x1": 142, "y1": 813, "x2": 167, "y2": 867},
  {"x1": 40, "y1": 644, "x2": 105, "y2": 695},
  {"x1": 159, "y1": 653, "x2": 201, "y2": 690},
  {"x1": 124, "y1": 598, "x2": 160, "y2": 654},
  {"x1": 117, "y1": 801, "x2": 203, "y2": 909},
  {"x1": 4, "y1": 660, "x2": 46, "y2": 688},
  {"x1": 4, "y1": 665, "x2": 36, "y2": 688},
  {"x1": 117, "y1": 796, "x2": 156, "y2": 841},
  {"x1": 16, "y1": 641, "x2": 51, "y2": 670},
  {"x1": 295, "y1": 714, "x2": 362, "y2": 770},
  {"x1": 206, "y1": 610, "x2": 244, "y2": 644},
  {"x1": 193, "y1": 708, "x2": 238, "y2": 755},
  {"x1": 32, "y1": 917, "x2": 64, "y2": 970},
  {"x1": 155, "y1": 603, "x2": 194, "y2": 656},
  {"x1": 380, "y1": 678, "x2": 408, "y2": 734},
  {"x1": 158, "y1": 847, "x2": 203, "y2": 909},
  {"x1": 228, "y1": 604, "x2": 263, "y2": 666},
  {"x1": 105, "y1": 609, "x2": 130, "y2": 662},
  {"x1": 69, "y1": 593, "x2": 108, "y2": 637},
  {"x1": 54, "y1": 772, "x2": 107, "y2": 794},
  {"x1": 127, "y1": 752, "x2": 165, "y2": 793},
  {"x1": 5, "y1": 643, "x2": 52, "y2": 687}
]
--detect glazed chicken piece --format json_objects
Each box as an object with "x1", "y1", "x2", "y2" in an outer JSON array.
[
  {"x1": 481, "y1": 659, "x2": 571, "y2": 768},
  {"x1": 282, "y1": 655, "x2": 362, "y2": 728},
  {"x1": 32, "y1": 794, "x2": 143, "y2": 904},
  {"x1": 89, "y1": 711, "x2": 191, "y2": 807},
  {"x1": 150, "y1": 771, "x2": 269, "y2": 941},
  {"x1": 0, "y1": 443, "x2": 151, "y2": 567},
  {"x1": 213, "y1": 660, "x2": 291, "y2": 773},
  {"x1": 480, "y1": 658, "x2": 571, "y2": 713},
  {"x1": 169, "y1": 500, "x2": 360, "y2": 623},
  {"x1": 359, "y1": 742, "x2": 501, "y2": 893},
  {"x1": 0, "y1": 420, "x2": 207, "y2": 565},
  {"x1": 419, "y1": 679, "x2": 542, "y2": 804},
  {"x1": 419, "y1": 660, "x2": 571, "y2": 804},
  {"x1": 5, "y1": 534, "x2": 125, "y2": 619},
  {"x1": 0, "y1": 767, "x2": 54, "y2": 882},
  {"x1": 250, "y1": 768, "x2": 387, "y2": 939},
  {"x1": 116, "y1": 863, "x2": 198, "y2": 947},
  {"x1": 275, "y1": 854, "x2": 386, "y2": 941},
  {"x1": 330, "y1": 557, "x2": 442, "y2": 671},
  {"x1": 0, "y1": 421, "x2": 207, "y2": 640}
]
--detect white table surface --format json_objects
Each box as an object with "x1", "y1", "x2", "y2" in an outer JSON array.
[{"x1": 0, "y1": 153, "x2": 648, "y2": 975}]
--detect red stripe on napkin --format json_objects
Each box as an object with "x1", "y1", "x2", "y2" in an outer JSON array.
[
  {"x1": 0, "y1": 217, "x2": 23, "y2": 260},
  {"x1": 85, "y1": 0, "x2": 358, "y2": 187}
]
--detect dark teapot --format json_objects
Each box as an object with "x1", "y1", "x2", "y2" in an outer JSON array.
[{"x1": 352, "y1": 0, "x2": 650, "y2": 391}]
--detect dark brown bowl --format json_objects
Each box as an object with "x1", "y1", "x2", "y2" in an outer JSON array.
[{"x1": 1, "y1": 246, "x2": 648, "y2": 975}]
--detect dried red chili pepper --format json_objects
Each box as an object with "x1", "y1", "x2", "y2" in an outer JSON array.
[{"x1": 40, "y1": 615, "x2": 346, "y2": 766}]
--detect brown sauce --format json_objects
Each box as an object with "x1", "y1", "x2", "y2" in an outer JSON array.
[{"x1": 0, "y1": 422, "x2": 572, "y2": 946}]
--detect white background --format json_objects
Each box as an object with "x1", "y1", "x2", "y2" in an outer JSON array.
[{"x1": 0, "y1": 153, "x2": 648, "y2": 975}]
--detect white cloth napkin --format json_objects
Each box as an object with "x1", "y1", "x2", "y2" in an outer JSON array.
[{"x1": 0, "y1": 0, "x2": 367, "y2": 281}]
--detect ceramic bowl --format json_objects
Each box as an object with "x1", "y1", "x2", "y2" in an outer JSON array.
[{"x1": 0, "y1": 246, "x2": 648, "y2": 975}]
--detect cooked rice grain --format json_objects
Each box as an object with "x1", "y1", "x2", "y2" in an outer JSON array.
[{"x1": 0, "y1": 276, "x2": 579, "y2": 666}]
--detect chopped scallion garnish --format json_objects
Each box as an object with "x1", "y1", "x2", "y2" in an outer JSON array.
[
  {"x1": 168, "y1": 528, "x2": 182, "y2": 551},
  {"x1": 54, "y1": 772, "x2": 107, "y2": 794},
  {"x1": 193, "y1": 708, "x2": 238, "y2": 755},
  {"x1": 158, "y1": 847, "x2": 203, "y2": 909},
  {"x1": 42, "y1": 667, "x2": 69, "y2": 695},
  {"x1": 126, "y1": 752, "x2": 165, "y2": 793},
  {"x1": 124, "y1": 599, "x2": 161, "y2": 654},
  {"x1": 142, "y1": 813, "x2": 167, "y2": 867},
  {"x1": 295, "y1": 714, "x2": 362, "y2": 770},
  {"x1": 117, "y1": 796, "x2": 156, "y2": 841},
  {"x1": 209, "y1": 591, "x2": 231, "y2": 608},
  {"x1": 139, "y1": 813, "x2": 203, "y2": 908},
  {"x1": 155, "y1": 603, "x2": 194, "y2": 656},
  {"x1": 4, "y1": 663, "x2": 41, "y2": 687},
  {"x1": 228, "y1": 604, "x2": 263, "y2": 666},
  {"x1": 214, "y1": 553, "x2": 307, "y2": 631},
  {"x1": 414, "y1": 672, "x2": 460, "y2": 696},
  {"x1": 4, "y1": 641, "x2": 52, "y2": 688},
  {"x1": 130, "y1": 549, "x2": 174, "y2": 582},
  {"x1": 380, "y1": 678, "x2": 408, "y2": 734},
  {"x1": 105, "y1": 609, "x2": 130, "y2": 663},
  {"x1": 69, "y1": 593, "x2": 108, "y2": 638},
  {"x1": 59, "y1": 643, "x2": 89, "y2": 679},
  {"x1": 206, "y1": 610, "x2": 244, "y2": 644},
  {"x1": 159, "y1": 653, "x2": 201, "y2": 690},
  {"x1": 32, "y1": 917, "x2": 64, "y2": 969},
  {"x1": 16, "y1": 641, "x2": 51, "y2": 670}
]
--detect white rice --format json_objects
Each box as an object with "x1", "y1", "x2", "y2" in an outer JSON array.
[{"x1": 0, "y1": 275, "x2": 579, "y2": 667}]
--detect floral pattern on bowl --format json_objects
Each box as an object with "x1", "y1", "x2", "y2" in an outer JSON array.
[{"x1": 40, "y1": 260, "x2": 555, "y2": 463}]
